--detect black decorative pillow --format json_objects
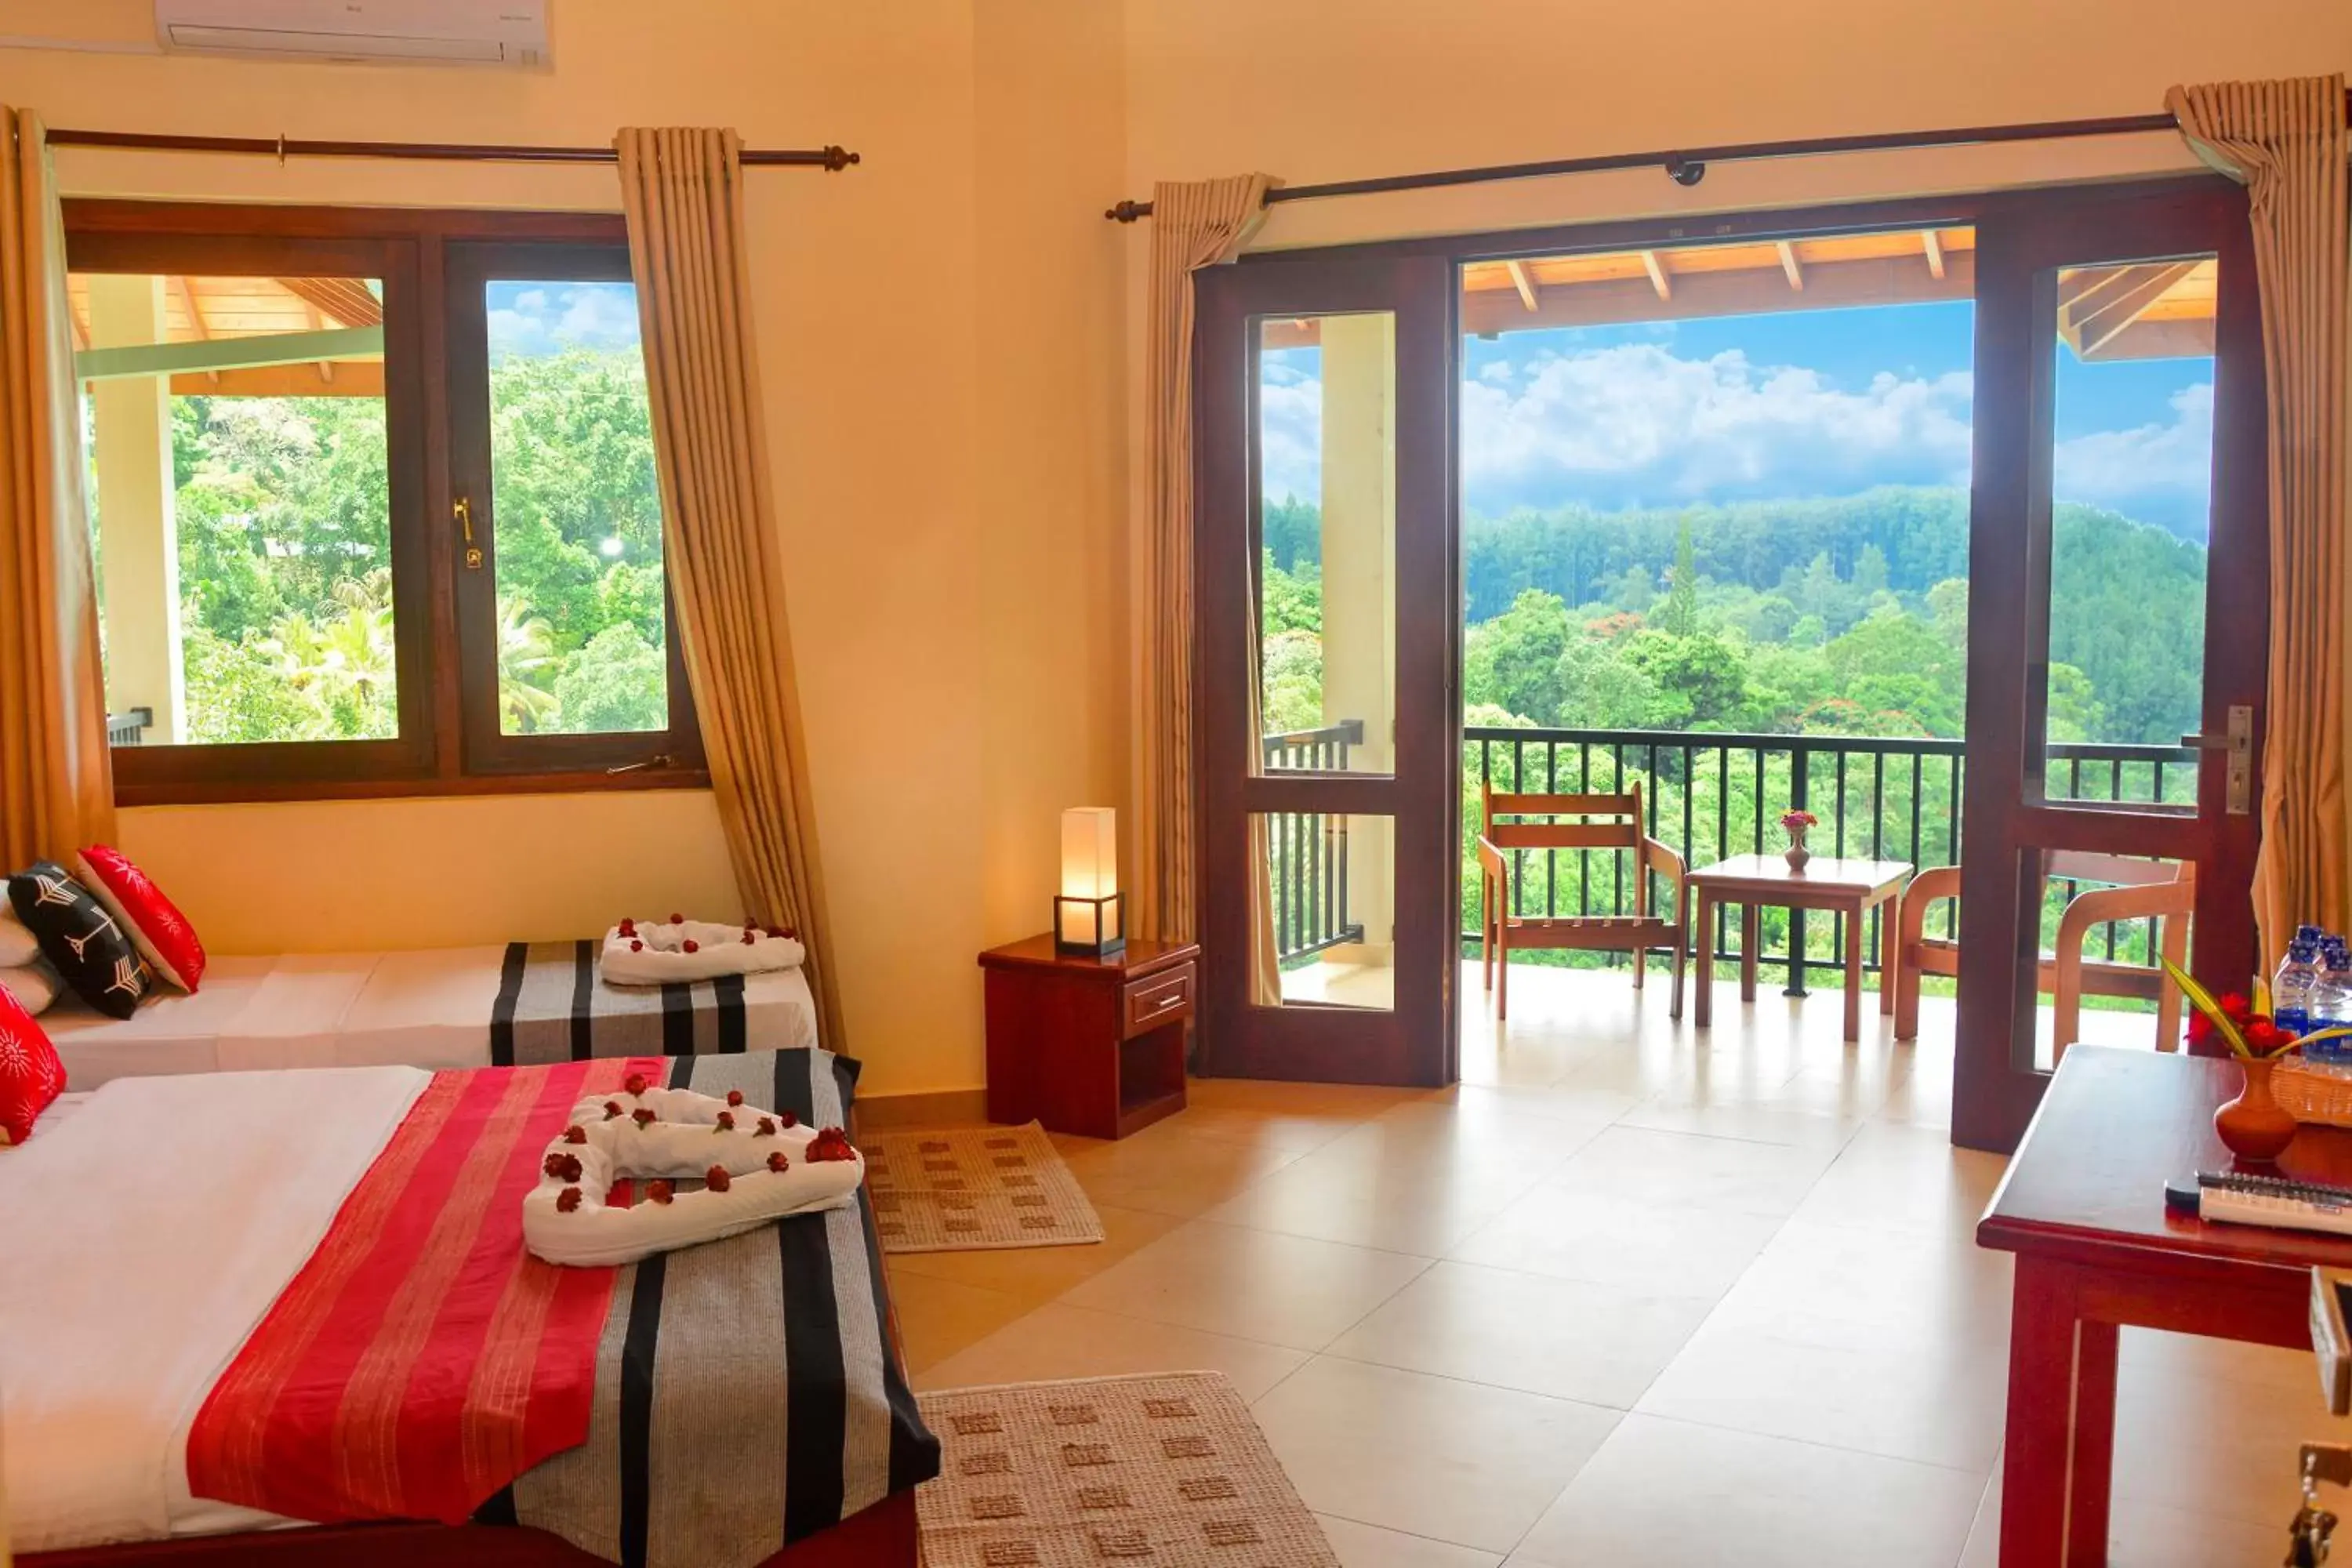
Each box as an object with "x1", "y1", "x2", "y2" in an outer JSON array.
[{"x1": 7, "y1": 861, "x2": 154, "y2": 1019}]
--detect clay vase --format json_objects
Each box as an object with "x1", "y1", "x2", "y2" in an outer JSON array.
[
  {"x1": 1784, "y1": 828, "x2": 1810, "y2": 872},
  {"x1": 2214, "y1": 1055, "x2": 2297, "y2": 1165}
]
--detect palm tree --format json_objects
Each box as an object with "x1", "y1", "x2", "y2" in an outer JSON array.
[{"x1": 496, "y1": 594, "x2": 562, "y2": 733}]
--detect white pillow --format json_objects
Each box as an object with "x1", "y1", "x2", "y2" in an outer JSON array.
[
  {"x1": 0, "y1": 960, "x2": 61, "y2": 1016},
  {"x1": 0, "y1": 904, "x2": 39, "y2": 969}
]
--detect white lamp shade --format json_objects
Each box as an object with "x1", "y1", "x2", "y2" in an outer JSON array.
[{"x1": 1059, "y1": 808, "x2": 1119, "y2": 900}]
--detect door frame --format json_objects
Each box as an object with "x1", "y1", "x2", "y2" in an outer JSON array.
[
  {"x1": 1952, "y1": 178, "x2": 2266, "y2": 1151},
  {"x1": 1181, "y1": 173, "x2": 2258, "y2": 1119},
  {"x1": 1192, "y1": 249, "x2": 1460, "y2": 1087}
]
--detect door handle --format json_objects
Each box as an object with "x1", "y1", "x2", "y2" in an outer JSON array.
[
  {"x1": 2180, "y1": 703, "x2": 2253, "y2": 817},
  {"x1": 454, "y1": 496, "x2": 483, "y2": 571}
]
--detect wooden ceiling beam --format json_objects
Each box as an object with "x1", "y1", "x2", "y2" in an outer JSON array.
[
  {"x1": 1504, "y1": 259, "x2": 1541, "y2": 312},
  {"x1": 2063, "y1": 260, "x2": 2200, "y2": 360},
  {"x1": 1462, "y1": 249, "x2": 1974, "y2": 336},
  {"x1": 1639, "y1": 249, "x2": 1672, "y2": 301},
  {"x1": 1775, "y1": 240, "x2": 1803, "y2": 292},
  {"x1": 1922, "y1": 230, "x2": 1945, "y2": 280},
  {"x1": 274, "y1": 275, "x2": 384, "y2": 330},
  {"x1": 173, "y1": 275, "x2": 220, "y2": 386}
]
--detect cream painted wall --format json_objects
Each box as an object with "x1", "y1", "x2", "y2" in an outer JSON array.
[{"x1": 0, "y1": 0, "x2": 1129, "y2": 1095}]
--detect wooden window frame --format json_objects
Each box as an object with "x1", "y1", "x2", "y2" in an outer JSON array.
[{"x1": 65, "y1": 200, "x2": 706, "y2": 806}]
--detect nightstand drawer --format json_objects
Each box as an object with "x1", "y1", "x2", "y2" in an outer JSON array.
[{"x1": 1123, "y1": 963, "x2": 1196, "y2": 1036}]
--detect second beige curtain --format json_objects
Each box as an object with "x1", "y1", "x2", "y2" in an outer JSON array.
[
  {"x1": 0, "y1": 107, "x2": 113, "y2": 872},
  {"x1": 2167, "y1": 77, "x2": 2350, "y2": 967},
  {"x1": 1134, "y1": 174, "x2": 1272, "y2": 946},
  {"x1": 615, "y1": 126, "x2": 845, "y2": 1050}
]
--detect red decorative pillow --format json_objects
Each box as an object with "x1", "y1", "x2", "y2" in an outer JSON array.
[
  {"x1": 0, "y1": 981, "x2": 65, "y2": 1145},
  {"x1": 74, "y1": 845, "x2": 206, "y2": 993}
]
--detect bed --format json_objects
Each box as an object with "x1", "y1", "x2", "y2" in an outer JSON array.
[
  {"x1": 2, "y1": 1048, "x2": 935, "y2": 1568},
  {"x1": 41, "y1": 941, "x2": 820, "y2": 1090}
]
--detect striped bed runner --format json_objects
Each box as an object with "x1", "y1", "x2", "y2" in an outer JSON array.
[
  {"x1": 496, "y1": 1048, "x2": 938, "y2": 1568},
  {"x1": 492, "y1": 940, "x2": 749, "y2": 1065}
]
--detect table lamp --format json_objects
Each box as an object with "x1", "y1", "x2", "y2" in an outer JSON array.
[{"x1": 1054, "y1": 807, "x2": 1125, "y2": 957}]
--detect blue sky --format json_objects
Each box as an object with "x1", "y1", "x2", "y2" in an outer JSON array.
[
  {"x1": 1261, "y1": 300, "x2": 2217, "y2": 539},
  {"x1": 485, "y1": 281, "x2": 644, "y2": 360}
]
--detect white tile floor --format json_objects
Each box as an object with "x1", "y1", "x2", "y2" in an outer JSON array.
[{"x1": 887, "y1": 963, "x2": 2323, "y2": 1566}]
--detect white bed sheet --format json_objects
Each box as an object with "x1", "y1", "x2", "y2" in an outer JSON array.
[
  {"x1": 744, "y1": 964, "x2": 821, "y2": 1053},
  {"x1": 41, "y1": 956, "x2": 278, "y2": 1087},
  {"x1": 0, "y1": 1066, "x2": 429, "y2": 1552}
]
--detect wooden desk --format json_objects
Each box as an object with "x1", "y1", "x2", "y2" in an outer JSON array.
[
  {"x1": 1978, "y1": 1047, "x2": 2352, "y2": 1566},
  {"x1": 1688, "y1": 855, "x2": 1910, "y2": 1042},
  {"x1": 978, "y1": 935, "x2": 1199, "y2": 1140}
]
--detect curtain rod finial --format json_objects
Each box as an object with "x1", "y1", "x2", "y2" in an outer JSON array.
[
  {"x1": 1664, "y1": 155, "x2": 1706, "y2": 187},
  {"x1": 1106, "y1": 199, "x2": 1150, "y2": 223},
  {"x1": 822, "y1": 145, "x2": 858, "y2": 171}
]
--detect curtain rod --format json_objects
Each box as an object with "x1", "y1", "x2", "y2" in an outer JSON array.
[
  {"x1": 1102, "y1": 100, "x2": 2339, "y2": 222},
  {"x1": 45, "y1": 127, "x2": 860, "y2": 170}
]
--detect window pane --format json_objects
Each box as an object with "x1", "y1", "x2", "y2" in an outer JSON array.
[
  {"x1": 485, "y1": 280, "x2": 668, "y2": 736},
  {"x1": 2040, "y1": 256, "x2": 2215, "y2": 808},
  {"x1": 1257, "y1": 313, "x2": 1395, "y2": 778},
  {"x1": 74, "y1": 271, "x2": 393, "y2": 746},
  {"x1": 1250, "y1": 811, "x2": 1396, "y2": 1011}
]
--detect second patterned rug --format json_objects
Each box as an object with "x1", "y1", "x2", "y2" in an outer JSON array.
[{"x1": 861, "y1": 1121, "x2": 1105, "y2": 1252}]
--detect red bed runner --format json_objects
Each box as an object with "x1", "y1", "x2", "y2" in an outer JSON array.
[{"x1": 187, "y1": 1054, "x2": 667, "y2": 1525}]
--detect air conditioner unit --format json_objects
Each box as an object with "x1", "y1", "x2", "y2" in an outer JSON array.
[{"x1": 154, "y1": 1, "x2": 550, "y2": 67}]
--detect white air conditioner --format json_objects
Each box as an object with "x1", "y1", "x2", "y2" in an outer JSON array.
[{"x1": 154, "y1": 0, "x2": 550, "y2": 67}]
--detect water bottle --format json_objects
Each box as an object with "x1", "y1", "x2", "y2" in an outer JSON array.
[
  {"x1": 2273, "y1": 938, "x2": 2321, "y2": 1040},
  {"x1": 2308, "y1": 939, "x2": 2352, "y2": 1073}
]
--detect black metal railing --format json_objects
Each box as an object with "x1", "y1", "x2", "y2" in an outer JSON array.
[
  {"x1": 107, "y1": 707, "x2": 154, "y2": 746},
  {"x1": 1457, "y1": 725, "x2": 2198, "y2": 990},
  {"x1": 1261, "y1": 719, "x2": 1367, "y2": 963}
]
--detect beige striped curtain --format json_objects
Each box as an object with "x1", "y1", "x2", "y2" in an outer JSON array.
[
  {"x1": 1134, "y1": 175, "x2": 1272, "y2": 946},
  {"x1": 0, "y1": 108, "x2": 113, "y2": 872},
  {"x1": 615, "y1": 127, "x2": 845, "y2": 1049},
  {"x1": 2167, "y1": 78, "x2": 2350, "y2": 968}
]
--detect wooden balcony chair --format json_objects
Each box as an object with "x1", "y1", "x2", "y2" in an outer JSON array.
[
  {"x1": 1476, "y1": 781, "x2": 1688, "y2": 1021},
  {"x1": 1894, "y1": 851, "x2": 2192, "y2": 1059}
]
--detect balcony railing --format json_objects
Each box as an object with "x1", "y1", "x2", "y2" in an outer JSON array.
[
  {"x1": 1254, "y1": 721, "x2": 2199, "y2": 985},
  {"x1": 1460, "y1": 725, "x2": 2198, "y2": 989},
  {"x1": 107, "y1": 707, "x2": 154, "y2": 746},
  {"x1": 1261, "y1": 720, "x2": 1367, "y2": 964}
]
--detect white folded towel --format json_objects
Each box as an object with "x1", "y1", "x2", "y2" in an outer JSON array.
[{"x1": 597, "y1": 918, "x2": 806, "y2": 986}]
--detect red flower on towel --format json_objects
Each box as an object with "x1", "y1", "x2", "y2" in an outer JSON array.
[
  {"x1": 727, "y1": 1089, "x2": 745, "y2": 1107},
  {"x1": 683, "y1": 939, "x2": 699, "y2": 954},
  {"x1": 715, "y1": 1111, "x2": 735, "y2": 1131},
  {"x1": 604, "y1": 1101, "x2": 624, "y2": 1120},
  {"x1": 779, "y1": 1111, "x2": 799, "y2": 1129},
  {"x1": 630, "y1": 940, "x2": 644, "y2": 953},
  {"x1": 563, "y1": 1125, "x2": 586, "y2": 1145},
  {"x1": 806, "y1": 1127, "x2": 858, "y2": 1163},
  {"x1": 705, "y1": 1165, "x2": 731, "y2": 1192},
  {"x1": 648, "y1": 1179, "x2": 674, "y2": 1205},
  {"x1": 632, "y1": 1107, "x2": 657, "y2": 1128},
  {"x1": 543, "y1": 1152, "x2": 584, "y2": 1183},
  {"x1": 619, "y1": 919, "x2": 636, "y2": 938},
  {"x1": 742, "y1": 931, "x2": 755, "y2": 946},
  {"x1": 669, "y1": 913, "x2": 683, "y2": 925},
  {"x1": 624, "y1": 1073, "x2": 649, "y2": 1097},
  {"x1": 754, "y1": 1117, "x2": 776, "y2": 1137},
  {"x1": 767, "y1": 1151, "x2": 790, "y2": 1173},
  {"x1": 556, "y1": 1186, "x2": 583, "y2": 1214}
]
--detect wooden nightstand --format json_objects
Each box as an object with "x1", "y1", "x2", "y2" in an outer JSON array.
[{"x1": 978, "y1": 934, "x2": 1200, "y2": 1140}]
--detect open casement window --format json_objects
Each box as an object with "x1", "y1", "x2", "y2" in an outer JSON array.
[{"x1": 65, "y1": 205, "x2": 702, "y2": 803}]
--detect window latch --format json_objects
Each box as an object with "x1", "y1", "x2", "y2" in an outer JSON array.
[
  {"x1": 608, "y1": 752, "x2": 677, "y2": 776},
  {"x1": 454, "y1": 495, "x2": 482, "y2": 571}
]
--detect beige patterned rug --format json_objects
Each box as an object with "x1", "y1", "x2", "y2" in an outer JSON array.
[
  {"x1": 916, "y1": 1372, "x2": 1339, "y2": 1566},
  {"x1": 862, "y1": 1122, "x2": 1104, "y2": 1252}
]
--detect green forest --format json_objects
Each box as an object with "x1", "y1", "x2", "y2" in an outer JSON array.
[
  {"x1": 137, "y1": 346, "x2": 666, "y2": 745},
  {"x1": 1259, "y1": 488, "x2": 2209, "y2": 981}
]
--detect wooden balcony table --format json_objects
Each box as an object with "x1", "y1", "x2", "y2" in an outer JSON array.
[{"x1": 1687, "y1": 853, "x2": 1911, "y2": 1043}]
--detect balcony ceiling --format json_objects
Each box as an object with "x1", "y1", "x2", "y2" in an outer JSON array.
[
  {"x1": 65, "y1": 274, "x2": 386, "y2": 397},
  {"x1": 1442, "y1": 228, "x2": 2215, "y2": 361}
]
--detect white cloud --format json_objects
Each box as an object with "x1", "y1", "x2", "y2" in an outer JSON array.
[
  {"x1": 487, "y1": 282, "x2": 644, "y2": 360},
  {"x1": 1458, "y1": 343, "x2": 1973, "y2": 514},
  {"x1": 2052, "y1": 381, "x2": 2212, "y2": 535},
  {"x1": 1258, "y1": 371, "x2": 1323, "y2": 505}
]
